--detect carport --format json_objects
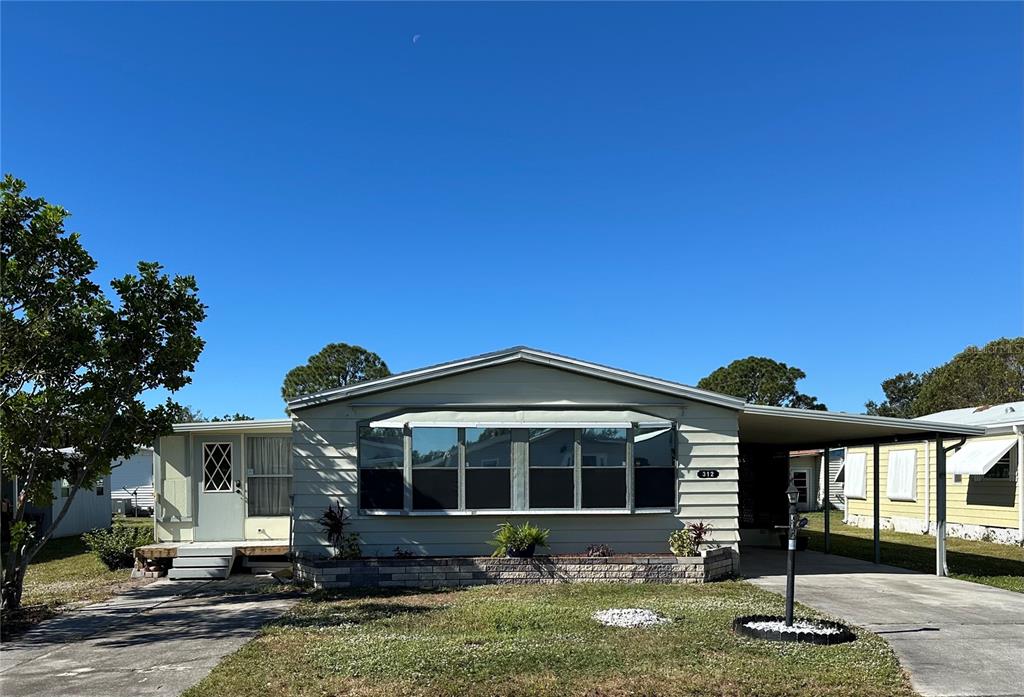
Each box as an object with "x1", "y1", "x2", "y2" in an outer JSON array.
[{"x1": 736, "y1": 405, "x2": 985, "y2": 576}]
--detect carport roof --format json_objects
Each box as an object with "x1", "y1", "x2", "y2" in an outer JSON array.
[{"x1": 739, "y1": 404, "x2": 985, "y2": 447}]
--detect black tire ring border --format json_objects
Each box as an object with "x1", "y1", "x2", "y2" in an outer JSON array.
[{"x1": 732, "y1": 615, "x2": 857, "y2": 645}]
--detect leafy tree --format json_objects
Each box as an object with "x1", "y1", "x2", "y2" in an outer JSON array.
[
  {"x1": 163, "y1": 404, "x2": 253, "y2": 422},
  {"x1": 865, "y1": 372, "x2": 925, "y2": 418},
  {"x1": 864, "y1": 337, "x2": 1023, "y2": 417},
  {"x1": 1, "y1": 175, "x2": 205, "y2": 611},
  {"x1": 281, "y1": 342, "x2": 390, "y2": 402},
  {"x1": 697, "y1": 356, "x2": 827, "y2": 410}
]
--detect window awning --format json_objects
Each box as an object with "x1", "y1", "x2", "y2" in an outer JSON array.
[
  {"x1": 948, "y1": 438, "x2": 1016, "y2": 476},
  {"x1": 369, "y1": 410, "x2": 672, "y2": 430}
]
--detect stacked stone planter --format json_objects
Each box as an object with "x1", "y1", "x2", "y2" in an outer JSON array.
[{"x1": 295, "y1": 546, "x2": 734, "y2": 589}]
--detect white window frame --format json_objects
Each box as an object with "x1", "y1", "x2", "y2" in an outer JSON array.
[
  {"x1": 843, "y1": 451, "x2": 867, "y2": 499},
  {"x1": 245, "y1": 435, "x2": 293, "y2": 517},
  {"x1": 202, "y1": 442, "x2": 234, "y2": 493},
  {"x1": 886, "y1": 448, "x2": 917, "y2": 502}
]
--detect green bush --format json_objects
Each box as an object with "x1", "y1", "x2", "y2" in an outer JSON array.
[
  {"x1": 669, "y1": 521, "x2": 713, "y2": 557},
  {"x1": 83, "y1": 523, "x2": 154, "y2": 570},
  {"x1": 489, "y1": 521, "x2": 550, "y2": 557}
]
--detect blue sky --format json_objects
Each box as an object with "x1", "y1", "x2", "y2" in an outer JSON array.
[{"x1": 3, "y1": 2, "x2": 1021, "y2": 418}]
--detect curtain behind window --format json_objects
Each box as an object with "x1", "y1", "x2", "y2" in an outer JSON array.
[{"x1": 247, "y1": 436, "x2": 292, "y2": 516}]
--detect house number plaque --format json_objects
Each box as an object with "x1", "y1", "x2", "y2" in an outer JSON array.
[{"x1": 697, "y1": 469, "x2": 720, "y2": 479}]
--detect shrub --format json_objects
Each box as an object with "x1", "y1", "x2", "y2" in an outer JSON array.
[
  {"x1": 83, "y1": 523, "x2": 154, "y2": 570},
  {"x1": 318, "y1": 502, "x2": 361, "y2": 559},
  {"x1": 488, "y1": 521, "x2": 550, "y2": 557},
  {"x1": 585, "y1": 543, "x2": 614, "y2": 557},
  {"x1": 669, "y1": 521, "x2": 713, "y2": 557}
]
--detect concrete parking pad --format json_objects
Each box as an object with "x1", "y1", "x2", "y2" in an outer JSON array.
[
  {"x1": 0, "y1": 577, "x2": 297, "y2": 697},
  {"x1": 743, "y1": 548, "x2": 1024, "y2": 697}
]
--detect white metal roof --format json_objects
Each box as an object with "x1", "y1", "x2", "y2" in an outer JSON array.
[
  {"x1": 286, "y1": 346, "x2": 746, "y2": 411},
  {"x1": 916, "y1": 401, "x2": 1024, "y2": 428},
  {"x1": 171, "y1": 418, "x2": 291, "y2": 433}
]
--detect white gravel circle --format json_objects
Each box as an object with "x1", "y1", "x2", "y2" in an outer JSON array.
[
  {"x1": 743, "y1": 619, "x2": 842, "y2": 635},
  {"x1": 592, "y1": 608, "x2": 669, "y2": 628}
]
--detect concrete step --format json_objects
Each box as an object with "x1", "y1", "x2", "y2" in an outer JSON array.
[
  {"x1": 177, "y1": 546, "x2": 235, "y2": 557},
  {"x1": 173, "y1": 556, "x2": 233, "y2": 568},
  {"x1": 168, "y1": 567, "x2": 230, "y2": 580}
]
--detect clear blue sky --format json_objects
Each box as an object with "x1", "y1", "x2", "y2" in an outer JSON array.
[{"x1": 3, "y1": 2, "x2": 1021, "y2": 418}]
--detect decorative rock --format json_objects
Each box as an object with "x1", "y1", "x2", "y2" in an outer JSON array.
[
  {"x1": 732, "y1": 615, "x2": 855, "y2": 645},
  {"x1": 592, "y1": 608, "x2": 669, "y2": 628}
]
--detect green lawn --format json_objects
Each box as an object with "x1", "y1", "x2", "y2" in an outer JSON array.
[
  {"x1": 1, "y1": 517, "x2": 155, "y2": 638},
  {"x1": 804, "y1": 511, "x2": 1024, "y2": 593},
  {"x1": 185, "y1": 582, "x2": 915, "y2": 697}
]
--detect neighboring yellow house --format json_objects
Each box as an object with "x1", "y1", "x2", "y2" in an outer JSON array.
[{"x1": 844, "y1": 401, "x2": 1023, "y2": 544}]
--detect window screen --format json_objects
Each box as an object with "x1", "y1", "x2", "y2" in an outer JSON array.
[
  {"x1": 359, "y1": 427, "x2": 404, "y2": 510},
  {"x1": 465, "y1": 428, "x2": 511, "y2": 509},
  {"x1": 412, "y1": 428, "x2": 458, "y2": 509},
  {"x1": 886, "y1": 449, "x2": 916, "y2": 501},
  {"x1": 581, "y1": 428, "x2": 626, "y2": 508},
  {"x1": 247, "y1": 436, "x2": 293, "y2": 516},
  {"x1": 634, "y1": 426, "x2": 675, "y2": 508},
  {"x1": 529, "y1": 429, "x2": 574, "y2": 508}
]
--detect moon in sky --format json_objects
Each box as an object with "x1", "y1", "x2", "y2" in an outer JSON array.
[{"x1": 412, "y1": 34, "x2": 421, "y2": 45}]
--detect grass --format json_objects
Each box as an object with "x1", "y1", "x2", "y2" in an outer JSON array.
[
  {"x1": 184, "y1": 582, "x2": 915, "y2": 697},
  {"x1": 803, "y1": 511, "x2": 1024, "y2": 593},
  {"x1": 1, "y1": 516, "x2": 155, "y2": 638}
]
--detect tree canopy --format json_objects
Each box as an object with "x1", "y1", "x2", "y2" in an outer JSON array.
[
  {"x1": 696, "y1": 356, "x2": 827, "y2": 410},
  {"x1": 1, "y1": 175, "x2": 206, "y2": 610},
  {"x1": 866, "y1": 337, "x2": 1024, "y2": 418},
  {"x1": 281, "y1": 342, "x2": 390, "y2": 402},
  {"x1": 164, "y1": 403, "x2": 254, "y2": 423}
]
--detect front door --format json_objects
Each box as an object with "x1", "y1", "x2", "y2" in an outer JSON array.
[
  {"x1": 195, "y1": 435, "x2": 244, "y2": 541},
  {"x1": 790, "y1": 466, "x2": 815, "y2": 512}
]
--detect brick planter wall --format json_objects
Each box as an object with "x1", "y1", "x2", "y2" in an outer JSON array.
[{"x1": 294, "y1": 547, "x2": 735, "y2": 590}]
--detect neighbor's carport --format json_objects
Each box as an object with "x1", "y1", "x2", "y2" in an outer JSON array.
[{"x1": 736, "y1": 406, "x2": 986, "y2": 576}]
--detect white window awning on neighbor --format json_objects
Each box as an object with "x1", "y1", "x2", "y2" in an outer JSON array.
[
  {"x1": 947, "y1": 438, "x2": 1017, "y2": 476},
  {"x1": 369, "y1": 409, "x2": 673, "y2": 430}
]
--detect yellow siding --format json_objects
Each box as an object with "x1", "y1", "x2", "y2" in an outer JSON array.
[{"x1": 846, "y1": 434, "x2": 1019, "y2": 528}]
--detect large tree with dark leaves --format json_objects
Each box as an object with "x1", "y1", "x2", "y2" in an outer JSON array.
[
  {"x1": 697, "y1": 356, "x2": 827, "y2": 410},
  {"x1": 281, "y1": 342, "x2": 390, "y2": 403},
  {"x1": 0, "y1": 175, "x2": 206, "y2": 610}
]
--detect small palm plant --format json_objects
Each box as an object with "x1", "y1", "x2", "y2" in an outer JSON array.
[
  {"x1": 318, "y1": 501, "x2": 361, "y2": 559},
  {"x1": 488, "y1": 522, "x2": 550, "y2": 558}
]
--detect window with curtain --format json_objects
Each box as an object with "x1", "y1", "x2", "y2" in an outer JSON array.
[
  {"x1": 528, "y1": 428, "x2": 575, "y2": 508},
  {"x1": 246, "y1": 436, "x2": 293, "y2": 516},
  {"x1": 358, "y1": 427, "x2": 405, "y2": 510},
  {"x1": 412, "y1": 427, "x2": 459, "y2": 509},
  {"x1": 886, "y1": 449, "x2": 917, "y2": 501},
  {"x1": 581, "y1": 428, "x2": 626, "y2": 508},
  {"x1": 843, "y1": 451, "x2": 867, "y2": 499},
  {"x1": 465, "y1": 428, "x2": 512, "y2": 509},
  {"x1": 633, "y1": 426, "x2": 675, "y2": 508}
]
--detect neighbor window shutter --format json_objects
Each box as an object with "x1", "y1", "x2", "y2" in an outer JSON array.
[
  {"x1": 843, "y1": 452, "x2": 867, "y2": 499},
  {"x1": 886, "y1": 449, "x2": 916, "y2": 501}
]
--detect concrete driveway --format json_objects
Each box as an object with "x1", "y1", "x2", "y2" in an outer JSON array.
[
  {"x1": 0, "y1": 577, "x2": 297, "y2": 697},
  {"x1": 743, "y1": 548, "x2": 1024, "y2": 697}
]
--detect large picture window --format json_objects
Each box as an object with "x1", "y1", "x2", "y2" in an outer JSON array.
[
  {"x1": 358, "y1": 427, "x2": 404, "y2": 510},
  {"x1": 528, "y1": 428, "x2": 575, "y2": 509},
  {"x1": 581, "y1": 428, "x2": 626, "y2": 508},
  {"x1": 412, "y1": 427, "x2": 459, "y2": 510},
  {"x1": 246, "y1": 436, "x2": 293, "y2": 516},
  {"x1": 633, "y1": 426, "x2": 675, "y2": 508},
  {"x1": 465, "y1": 428, "x2": 512, "y2": 509}
]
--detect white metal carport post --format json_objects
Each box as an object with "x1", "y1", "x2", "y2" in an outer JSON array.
[
  {"x1": 873, "y1": 442, "x2": 881, "y2": 564},
  {"x1": 936, "y1": 434, "x2": 946, "y2": 577}
]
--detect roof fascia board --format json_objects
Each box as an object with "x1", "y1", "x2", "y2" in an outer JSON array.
[
  {"x1": 742, "y1": 404, "x2": 985, "y2": 436},
  {"x1": 171, "y1": 419, "x2": 292, "y2": 433}
]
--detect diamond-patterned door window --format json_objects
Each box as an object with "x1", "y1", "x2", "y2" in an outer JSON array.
[{"x1": 203, "y1": 443, "x2": 234, "y2": 492}]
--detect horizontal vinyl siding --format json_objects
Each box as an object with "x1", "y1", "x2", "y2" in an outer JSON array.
[
  {"x1": 290, "y1": 361, "x2": 741, "y2": 557},
  {"x1": 846, "y1": 435, "x2": 1020, "y2": 529}
]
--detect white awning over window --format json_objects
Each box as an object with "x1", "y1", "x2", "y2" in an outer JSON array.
[
  {"x1": 369, "y1": 410, "x2": 672, "y2": 430},
  {"x1": 948, "y1": 438, "x2": 1016, "y2": 476}
]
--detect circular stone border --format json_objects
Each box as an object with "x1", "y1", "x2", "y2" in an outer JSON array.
[{"x1": 732, "y1": 615, "x2": 856, "y2": 645}]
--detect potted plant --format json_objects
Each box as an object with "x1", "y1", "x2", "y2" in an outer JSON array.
[{"x1": 489, "y1": 522, "x2": 550, "y2": 558}]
